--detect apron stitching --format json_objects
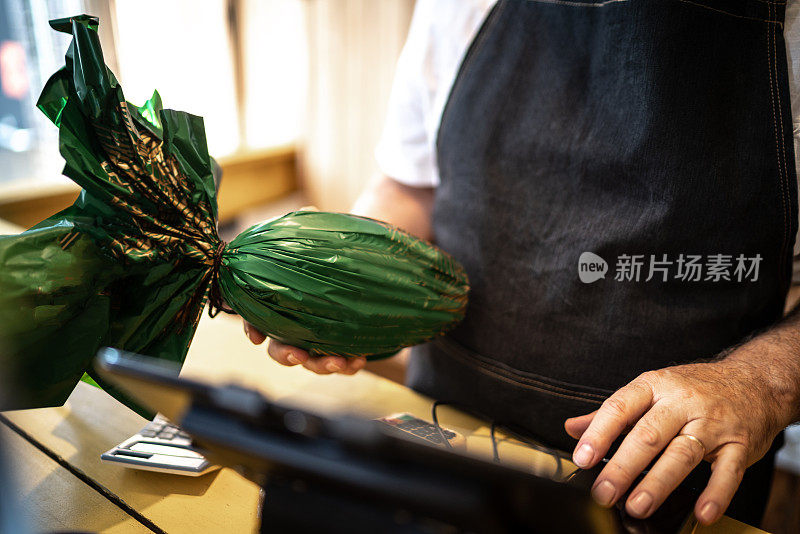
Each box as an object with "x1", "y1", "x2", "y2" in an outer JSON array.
[
  {"x1": 456, "y1": 352, "x2": 610, "y2": 400},
  {"x1": 438, "y1": 337, "x2": 614, "y2": 396},
  {"x1": 767, "y1": 2, "x2": 785, "y2": 273},
  {"x1": 437, "y1": 338, "x2": 612, "y2": 400},
  {"x1": 767, "y1": 1, "x2": 790, "y2": 278},
  {"x1": 524, "y1": 0, "x2": 627, "y2": 7},
  {"x1": 677, "y1": 0, "x2": 782, "y2": 24},
  {"x1": 441, "y1": 346, "x2": 606, "y2": 404},
  {"x1": 772, "y1": 1, "x2": 793, "y2": 282}
]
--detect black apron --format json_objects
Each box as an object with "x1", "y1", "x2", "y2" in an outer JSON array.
[{"x1": 407, "y1": 0, "x2": 797, "y2": 525}]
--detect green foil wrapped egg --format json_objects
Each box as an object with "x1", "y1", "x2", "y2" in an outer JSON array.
[
  {"x1": 0, "y1": 14, "x2": 470, "y2": 417},
  {"x1": 219, "y1": 211, "x2": 470, "y2": 359}
]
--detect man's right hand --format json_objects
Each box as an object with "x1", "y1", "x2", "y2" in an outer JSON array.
[
  {"x1": 242, "y1": 175, "x2": 431, "y2": 378},
  {"x1": 244, "y1": 320, "x2": 367, "y2": 375}
]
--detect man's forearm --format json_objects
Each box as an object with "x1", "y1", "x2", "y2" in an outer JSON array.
[
  {"x1": 724, "y1": 306, "x2": 800, "y2": 427},
  {"x1": 351, "y1": 175, "x2": 435, "y2": 241}
]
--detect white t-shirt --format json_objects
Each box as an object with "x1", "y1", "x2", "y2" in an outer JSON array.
[{"x1": 376, "y1": 0, "x2": 800, "y2": 194}]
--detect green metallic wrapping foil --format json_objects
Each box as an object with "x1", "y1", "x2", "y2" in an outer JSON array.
[
  {"x1": 221, "y1": 211, "x2": 469, "y2": 360},
  {"x1": 0, "y1": 15, "x2": 469, "y2": 415}
]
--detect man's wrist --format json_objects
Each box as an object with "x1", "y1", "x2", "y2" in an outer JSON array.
[{"x1": 723, "y1": 334, "x2": 800, "y2": 427}]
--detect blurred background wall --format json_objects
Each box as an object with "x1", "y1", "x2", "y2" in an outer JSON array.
[
  {"x1": 0, "y1": 0, "x2": 414, "y2": 225},
  {"x1": 303, "y1": 0, "x2": 414, "y2": 210}
]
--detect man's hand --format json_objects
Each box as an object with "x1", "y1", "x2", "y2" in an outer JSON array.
[
  {"x1": 238, "y1": 176, "x2": 431, "y2": 377},
  {"x1": 564, "y1": 350, "x2": 796, "y2": 525},
  {"x1": 243, "y1": 321, "x2": 366, "y2": 375}
]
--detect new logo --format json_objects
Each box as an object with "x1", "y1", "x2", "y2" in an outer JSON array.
[{"x1": 578, "y1": 252, "x2": 608, "y2": 283}]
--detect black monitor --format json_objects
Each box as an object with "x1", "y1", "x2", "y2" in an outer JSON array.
[{"x1": 94, "y1": 347, "x2": 694, "y2": 534}]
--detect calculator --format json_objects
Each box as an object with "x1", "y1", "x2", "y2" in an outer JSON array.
[
  {"x1": 100, "y1": 415, "x2": 218, "y2": 476},
  {"x1": 376, "y1": 413, "x2": 466, "y2": 448}
]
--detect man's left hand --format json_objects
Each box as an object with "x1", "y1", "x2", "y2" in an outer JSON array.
[{"x1": 564, "y1": 351, "x2": 794, "y2": 525}]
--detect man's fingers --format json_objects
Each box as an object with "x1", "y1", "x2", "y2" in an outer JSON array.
[
  {"x1": 301, "y1": 355, "x2": 365, "y2": 375},
  {"x1": 591, "y1": 404, "x2": 685, "y2": 507},
  {"x1": 302, "y1": 355, "x2": 349, "y2": 374},
  {"x1": 338, "y1": 357, "x2": 367, "y2": 375},
  {"x1": 267, "y1": 339, "x2": 309, "y2": 366},
  {"x1": 624, "y1": 433, "x2": 706, "y2": 518},
  {"x1": 573, "y1": 380, "x2": 654, "y2": 469},
  {"x1": 244, "y1": 321, "x2": 266, "y2": 345},
  {"x1": 565, "y1": 411, "x2": 597, "y2": 440},
  {"x1": 694, "y1": 444, "x2": 747, "y2": 525},
  {"x1": 265, "y1": 339, "x2": 366, "y2": 375}
]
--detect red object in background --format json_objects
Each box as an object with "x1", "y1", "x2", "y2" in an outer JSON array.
[{"x1": 0, "y1": 40, "x2": 29, "y2": 99}]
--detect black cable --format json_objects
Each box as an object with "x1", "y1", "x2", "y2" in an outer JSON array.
[
  {"x1": 430, "y1": 400, "x2": 454, "y2": 449},
  {"x1": 489, "y1": 421, "x2": 500, "y2": 462},
  {"x1": 430, "y1": 400, "x2": 566, "y2": 478},
  {"x1": 494, "y1": 423, "x2": 564, "y2": 479}
]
